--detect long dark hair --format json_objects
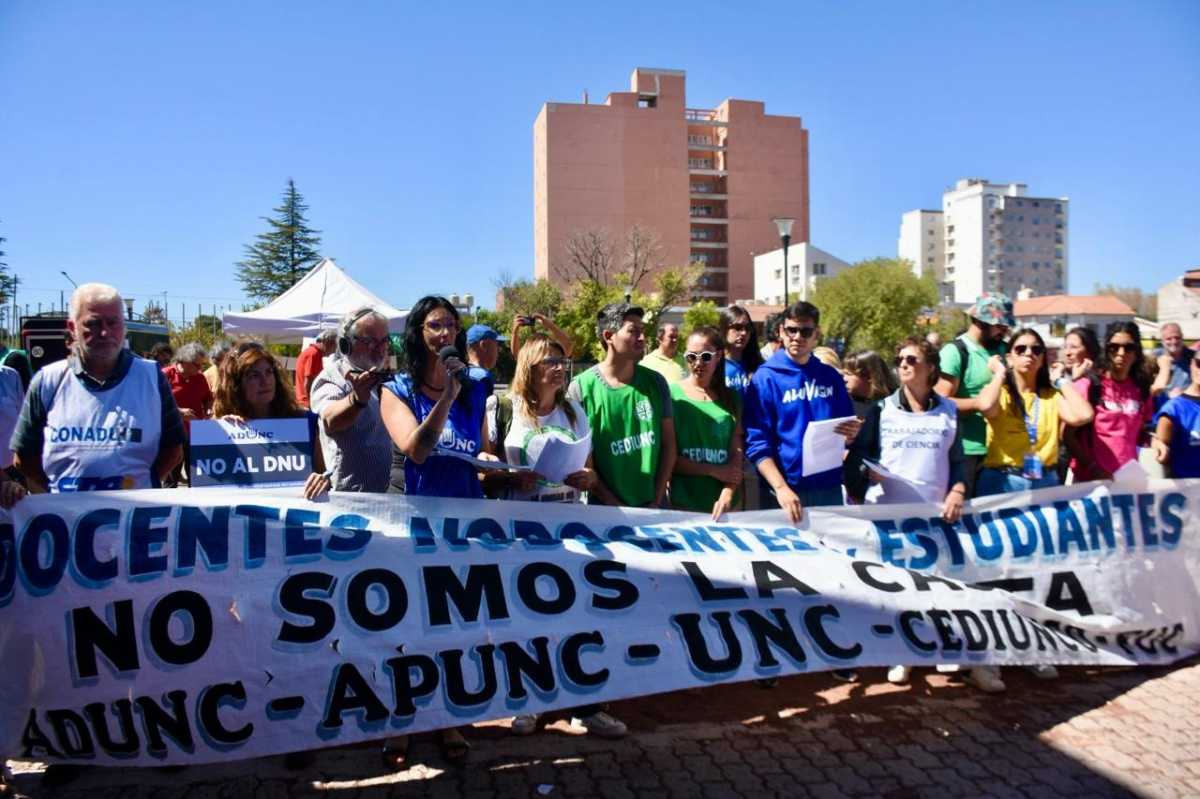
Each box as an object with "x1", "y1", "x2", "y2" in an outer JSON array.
[
  {"x1": 720, "y1": 305, "x2": 763, "y2": 373},
  {"x1": 1064, "y1": 326, "x2": 1102, "y2": 407},
  {"x1": 688, "y1": 326, "x2": 739, "y2": 421},
  {"x1": 402, "y1": 295, "x2": 469, "y2": 406},
  {"x1": 1100, "y1": 321, "x2": 1152, "y2": 399},
  {"x1": 1004, "y1": 328, "x2": 1052, "y2": 421}
]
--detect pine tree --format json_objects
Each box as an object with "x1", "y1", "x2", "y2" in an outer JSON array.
[
  {"x1": 0, "y1": 220, "x2": 15, "y2": 305},
  {"x1": 235, "y1": 179, "x2": 323, "y2": 302}
]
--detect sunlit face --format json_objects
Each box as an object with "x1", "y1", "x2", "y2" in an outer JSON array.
[
  {"x1": 1106, "y1": 331, "x2": 1137, "y2": 376},
  {"x1": 895, "y1": 346, "x2": 931, "y2": 389},
  {"x1": 240, "y1": 357, "x2": 276, "y2": 416},
  {"x1": 1008, "y1": 334, "x2": 1045, "y2": 375},
  {"x1": 1061, "y1": 333, "x2": 1086, "y2": 367},
  {"x1": 683, "y1": 333, "x2": 722, "y2": 385},
  {"x1": 179, "y1": 358, "x2": 205, "y2": 378},
  {"x1": 535, "y1": 347, "x2": 570, "y2": 391},
  {"x1": 1162, "y1": 325, "x2": 1184, "y2": 356},
  {"x1": 605, "y1": 315, "x2": 646, "y2": 357},
  {"x1": 422, "y1": 308, "x2": 459, "y2": 354},
  {"x1": 725, "y1": 318, "x2": 750, "y2": 351},
  {"x1": 69, "y1": 298, "x2": 126, "y2": 364},
  {"x1": 780, "y1": 316, "x2": 818, "y2": 361},
  {"x1": 658, "y1": 324, "x2": 680, "y2": 357},
  {"x1": 349, "y1": 317, "x2": 390, "y2": 371}
]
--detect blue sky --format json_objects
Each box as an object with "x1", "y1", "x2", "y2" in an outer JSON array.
[{"x1": 1, "y1": 1, "x2": 1197, "y2": 323}]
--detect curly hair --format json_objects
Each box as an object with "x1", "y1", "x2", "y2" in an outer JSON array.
[{"x1": 212, "y1": 341, "x2": 303, "y2": 419}]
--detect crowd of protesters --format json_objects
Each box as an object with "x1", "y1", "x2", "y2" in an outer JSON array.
[{"x1": 3, "y1": 281, "x2": 1200, "y2": 783}]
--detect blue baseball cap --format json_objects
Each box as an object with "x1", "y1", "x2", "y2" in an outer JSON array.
[{"x1": 466, "y1": 324, "x2": 501, "y2": 346}]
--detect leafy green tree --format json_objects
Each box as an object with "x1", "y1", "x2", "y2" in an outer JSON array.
[
  {"x1": 170, "y1": 314, "x2": 224, "y2": 350},
  {"x1": 1094, "y1": 283, "x2": 1157, "y2": 319},
  {"x1": 236, "y1": 179, "x2": 323, "y2": 302},
  {"x1": 811, "y1": 257, "x2": 938, "y2": 353},
  {"x1": 682, "y1": 300, "x2": 721, "y2": 336}
]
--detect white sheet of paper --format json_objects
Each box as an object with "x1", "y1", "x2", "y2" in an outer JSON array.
[
  {"x1": 862, "y1": 459, "x2": 930, "y2": 487},
  {"x1": 433, "y1": 448, "x2": 532, "y2": 471},
  {"x1": 531, "y1": 432, "x2": 592, "y2": 483},
  {"x1": 801, "y1": 415, "x2": 857, "y2": 477}
]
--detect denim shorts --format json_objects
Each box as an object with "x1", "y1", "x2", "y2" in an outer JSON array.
[{"x1": 975, "y1": 467, "x2": 1060, "y2": 497}]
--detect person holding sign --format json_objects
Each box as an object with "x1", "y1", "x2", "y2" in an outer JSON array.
[
  {"x1": 212, "y1": 342, "x2": 331, "y2": 501},
  {"x1": 845, "y1": 337, "x2": 969, "y2": 687},
  {"x1": 379, "y1": 296, "x2": 490, "y2": 765},
  {"x1": 491, "y1": 335, "x2": 626, "y2": 740},
  {"x1": 972, "y1": 327, "x2": 1093, "y2": 693},
  {"x1": 670, "y1": 326, "x2": 743, "y2": 520},
  {"x1": 743, "y1": 301, "x2": 860, "y2": 524},
  {"x1": 11, "y1": 283, "x2": 184, "y2": 493}
]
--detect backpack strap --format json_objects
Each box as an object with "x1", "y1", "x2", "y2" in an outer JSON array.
[
  {"x1": 495, "y1": 393, "x2": 514, "y2": 447},
  {"x1": 950, "y1": 338, "x2": 970, "y2": 397}
]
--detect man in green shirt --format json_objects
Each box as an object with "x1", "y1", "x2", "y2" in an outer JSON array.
[
  {"x1": 568, "y1": 303, "x2": 676, "y2": 507},
  {"x1": 935, "y1": 292, "x2": 1013, "y2": 497},
  {"x1": 640, "y1": 323, "x2": 687, "y2": 383}
]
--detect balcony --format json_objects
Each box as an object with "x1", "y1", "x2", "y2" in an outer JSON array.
[{"x1": 685, "y1": 108, "x2": 726, "y2": 126}]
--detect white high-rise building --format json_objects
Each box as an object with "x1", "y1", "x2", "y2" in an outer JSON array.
[
  {"x1": 898, "y1": 209, "x2": 945, "y2": 281},
  {"x1": 899, "y1": 178, "x2": 1069, "y2": 304}
]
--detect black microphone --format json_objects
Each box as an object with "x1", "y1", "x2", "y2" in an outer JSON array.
[{"x1": 438, "y1": 345, "x2": 470, "y2": 385}]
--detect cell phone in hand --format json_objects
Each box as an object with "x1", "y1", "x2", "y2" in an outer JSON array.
[{"x1": 518, "y1": 316, "x2": 535, "y2": 326}]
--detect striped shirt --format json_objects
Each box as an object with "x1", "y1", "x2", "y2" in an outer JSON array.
[{"x1": 310, "y1": 354, "x2": 393, "y2": 493}]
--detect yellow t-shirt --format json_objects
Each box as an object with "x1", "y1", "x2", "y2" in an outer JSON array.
[{"x1": 984, "y1": 387, "x2": 1059, "y2": 468}]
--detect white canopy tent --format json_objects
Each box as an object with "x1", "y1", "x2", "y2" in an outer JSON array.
[{"x1": 221, "y1": 258, "x2": 407, "y2": 343}]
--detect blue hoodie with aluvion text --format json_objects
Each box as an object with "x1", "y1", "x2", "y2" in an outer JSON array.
[{"x1": 744, "y1": 349, "x2": 854, "y2": 491}]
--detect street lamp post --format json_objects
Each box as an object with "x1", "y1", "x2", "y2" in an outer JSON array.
[
  {"x1": 60, "y1": 271, "x2": 78, "y2": 289},
  {"x1": 773, "y1": 218, "x2": 795, "y2": 307}
]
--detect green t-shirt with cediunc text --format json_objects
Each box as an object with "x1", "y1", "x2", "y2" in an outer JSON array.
[
  {"x1": 938, "y1": 334, "x2": 1005, "y2": 456},
  {"x1": 669, "y1": 382, "x2": 738, "y2": 513},
  {"x1": 568, "y1": 364, "x2": 672, "y2": 507}
]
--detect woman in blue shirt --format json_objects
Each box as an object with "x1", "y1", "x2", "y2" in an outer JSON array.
[
  {"x1": 1153, "y1": 347, "x2": 1200, "y2": 478},
  {"x1": 379, "y1": 296, "x2": 496, "y2": 765}
]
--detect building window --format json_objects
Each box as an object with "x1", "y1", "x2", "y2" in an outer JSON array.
[
  {"x1": 688, "y1": 134, "x2": 713, "y2": 145},
  {"x1": 688, "y1": 158, "x2": 713, "y2": 169},
  {"x1": 1017, "y1": 200, "x2": 1024, "y2": 207},
  {"x1": 927, "y1": 229, "x2": 934, "y2": 235},
  {"x1": 1033, "y1": 201, "x2": 1040, "y2": 208},
  {"x1": 927, "y1": 256, "x2": 934, "y2": 263},
  {"x1": 774, "y1": 269, "x2": 782, "y2": 279},
  {"x1": 691, "y1": 229, "x2": 710, "y2": 240},
  {"x1": 1055, "y1": 203, "x2": 1063, "y2": 213},
  {"x1": 813, "y1": 263, "x2": 827, "y2": 276},
  {"x1": 639, "y1": 97, "x2": 656, "y2": 109}
]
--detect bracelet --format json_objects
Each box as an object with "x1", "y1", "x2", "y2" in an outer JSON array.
[
  {"x1": 1053, "y1": 376, "x2": 1069, "y2": 390},
  {"x1": 948, "y1": 487, "x2": 965, "y2": 495}
]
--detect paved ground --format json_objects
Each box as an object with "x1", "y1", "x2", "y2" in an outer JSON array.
[{"x1": 7, "y1": 660, "x2": 1199, "y2": 798}]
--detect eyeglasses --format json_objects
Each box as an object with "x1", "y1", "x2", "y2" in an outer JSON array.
[
  {"x1": 781, "y1": 325, "x2": 816, "y2": 340},
  {"x1": 1013, "y1": 344, "x2": 1045, "y2": 356},
  {"x1": 684, "y1": 350, "x2": 718, "y2": 365},
  {"x1": 728, "y1": 322, "x2": 750, "y2": 332},
  {"x1": 538, "y1": 357, "x2": 571, "y2": 370},
  {"x1": 353, "y1": 335, "x2": 390, "y2": 348},
  {"x1": 424, "y1": 320, "x2": 458, "y2": 334},
  {"x1": 1107, "y1": 342, "x2": 1136, "y2": 354},
  {"x1": 894, "y1": 354, "x2": 923, "y2": 368}
]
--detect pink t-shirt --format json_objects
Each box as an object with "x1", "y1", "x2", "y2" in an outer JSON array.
[{"x1": 1071, "y1": 375, "x2": 1151, "y2": 478}]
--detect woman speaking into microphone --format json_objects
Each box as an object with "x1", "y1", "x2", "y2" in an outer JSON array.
[
  {"x1": 378, "y1": 295, "x2": 498, "y2": 764},
  {"x1": 380, "y1": 295, "x2": 499, "y2": 499}
]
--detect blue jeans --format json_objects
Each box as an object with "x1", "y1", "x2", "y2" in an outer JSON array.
[
  {"x1": 975, "y1": 467, "x2": 1059, "y2": 497},
  {"x1": 766, "y1": 483, "x2": 844, "y2": 509}
]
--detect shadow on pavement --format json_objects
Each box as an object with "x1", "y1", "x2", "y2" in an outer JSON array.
[{"x1": 8, "y1": 661, "x2": 1192, "y2": 798}]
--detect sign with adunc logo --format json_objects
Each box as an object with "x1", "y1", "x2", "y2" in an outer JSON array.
[{"x1": 189, "y1": 418, "x2": 313, "y2": 488}]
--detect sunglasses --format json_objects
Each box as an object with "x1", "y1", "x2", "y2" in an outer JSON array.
[
  {"x1": 538, "y1": 357, "x2": 571, "y2": 370},
  {"x1": 781, "y1": 325, "x2": 816, "y2": 339},
  {"x1": 684, "y1": 350, "x2": 718, "y2": 364},
  {"x1": 1106, "y1": 342, "x2": 1136, "y2": 354},
  {"x1": 894, "y1": 354, "x2": 924, "y2": 368},
  {"x1": 1013, "y1": 344, "x2": 1045, "y2": 356}
]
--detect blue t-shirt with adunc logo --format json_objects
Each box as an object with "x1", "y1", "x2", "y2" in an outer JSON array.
[
  {"x1": 724, "y1": 358, "x2": 752, "y2": 401},
  {"x1": 1156, "y1": 394, "x2": 1200, "y2": 478},
  {"x1": 383, "y1": 373, "x2": 488, "y2": 498}
]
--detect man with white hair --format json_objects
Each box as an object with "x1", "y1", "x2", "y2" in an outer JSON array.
[
  {"x1": 309, "y1": 307, "x2": 394, "y2": 492},
  {"x1": 295, "y1": 327, "x2": 338, "y2": 408},
  {"x1": 10, "y1": 283, "x2": 184, "y2": 492}
]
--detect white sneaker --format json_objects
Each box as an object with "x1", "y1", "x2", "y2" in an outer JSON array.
[
  {"x1": 1029, "y1": 664, "x2": 1059, "y2": 679},
  {"x1": 576, "y1": 711, "x2": 627, "y2": 739},
  {"x1": 887, "y1": 665, "x2": 911, "y2": 684},
  {"x1": 511, "y1": 714, "x2": 539, "y2": 736},
  {"x1": 936, "y1": 664, "x2": 961, "y2": 673},
  {"x1": 964, "y1": 666, "x2": 1006, "y2": 693}
]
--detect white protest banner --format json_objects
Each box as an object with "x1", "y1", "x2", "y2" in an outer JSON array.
[
  {"x1": 0, "y1": 479, "x2": 1196, "y2": 766},
  {"x1": 189, "y1": 418, "x2": 313, "y2": 488}
]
